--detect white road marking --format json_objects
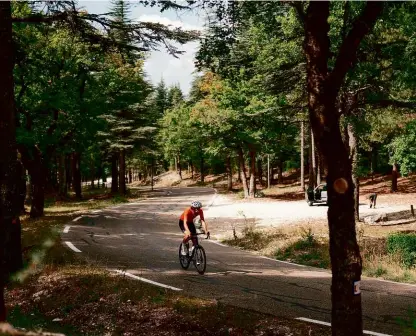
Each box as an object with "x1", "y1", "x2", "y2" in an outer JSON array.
[
  {"x1": 208, "y1": 240, "x2": 228, "y2": 247},
  {"x1": 64, "y1": 241, "x2": 82, "y2": 253},
  {"x1": 295, "y1": 317, "x2": 392, "y2": 336},
  {"x1": 73, "y1": 216, "x2": 83, "y2": 222},
  {"x1": 91, "y1": 210, "x2": 101, "y2": 213},
  {"x1": 112, "y1": 270, "x2": 182, "y2": 291},
  {"x1": 260, "y1": 256, "x2": 307, "y2": 268},
  {"x1": 63, "y1": 226, "x2": 70, "y2": 233}
]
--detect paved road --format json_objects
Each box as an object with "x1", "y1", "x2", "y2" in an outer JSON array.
[{"x1": 63, "y1": 187, "x2": 416, "y2": 336}]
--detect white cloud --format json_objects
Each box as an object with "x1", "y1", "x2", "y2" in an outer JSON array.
[
  {"x1": 138, "y1": 14, "x2": 202, "y2": 31},
  {"x1": 138, "y1": 14, "x2": 203, "y2": 96}
]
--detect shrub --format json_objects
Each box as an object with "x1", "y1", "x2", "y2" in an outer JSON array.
[{"x1": 387, "y1": 233, "x2": 416, "y2": 268}]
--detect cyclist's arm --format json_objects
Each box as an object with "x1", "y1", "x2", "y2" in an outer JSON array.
[{"x1": 201, "y1": 220, "x2": 208, "y2": 234}]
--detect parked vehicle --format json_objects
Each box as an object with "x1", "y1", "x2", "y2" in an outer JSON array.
[{"x1": 305, "y1": 184, "x2": 328, "y2": 206}]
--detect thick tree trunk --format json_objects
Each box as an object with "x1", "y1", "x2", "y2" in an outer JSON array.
[
  {"x1": 119, "y1": 150, "x2": 126, "y2": 195},
  {"x1": 0, "y1": 2, "x2": 24, "y2": 321},
  {"x1": 303, "y1": 3, "x2": 382, "y2": 335},
  {"x1": 111, "y1": 153, "x2": 119, "y2": 193},
  {"x1": 238, "y1": 148, "x2": 249, "y2": 198},
  {"x1": 248, "y1": 149, "x2": 256, "y2": 198},
  {"x1": 348, "y1": 123, "x2": 360, "y2": 221},
  {"x1": 391, "y1": 163, "x2": 398, "y2": 192},
  {"x1": 300, "y1": 121, "x2": 305, "y2": 190},
  {"x1": 72, "y1": 153, "x2": 82, "y2": 199},
  {"x1": 226, "y1": 156, "x2": 233, "y2": 191}
]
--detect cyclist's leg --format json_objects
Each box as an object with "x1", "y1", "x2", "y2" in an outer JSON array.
[
  {"x1": 188, "y1": 222, "x2": 198, "y2": 247},
  {"x1": 179, "y1": 220, "x2": 190, "y2": 255}
]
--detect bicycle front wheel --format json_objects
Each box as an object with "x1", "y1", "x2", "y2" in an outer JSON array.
[
  {"x1": 193, "y1": 245, "x2": 206, "y2": 274},
  {"x1": 179, "y1": 243, "x2": 190, "y2": 270}
]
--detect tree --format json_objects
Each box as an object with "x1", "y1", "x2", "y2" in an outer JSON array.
[{"x1": 389, "y1": 120, "x2": 416, "y2": 177}]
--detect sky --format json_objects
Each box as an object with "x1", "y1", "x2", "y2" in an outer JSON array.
[{"x1": 80, "y1": 1, "x2": 204, "y2": 96}]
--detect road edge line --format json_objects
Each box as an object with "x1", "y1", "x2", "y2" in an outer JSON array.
[
  {"x1": 111, "y1": 269, "x2": 182, "y2": 291},
  {"x1": 295, "y1": 317, "x2": 393, "y2": 336},
  {"x1": 64, "y1": 241, "x2": 82, "y2": 253},
  {"x1": 63, "y1": 226, "x2": 70, "y2": 233}
]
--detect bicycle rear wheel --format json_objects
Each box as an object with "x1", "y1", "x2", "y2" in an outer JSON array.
[
  {"x1": 179, "y1": 243, "x2": 190, "y2": 269},
  {"x1": 193, "y1": 245, "x2": 206, "y2": 274}
]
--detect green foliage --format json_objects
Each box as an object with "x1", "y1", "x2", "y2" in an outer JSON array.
[
  {"x1": 389, "y1": 120, "x2": 416, "y2": 175},
  {"x1": 387, "y1": 233, "x2": 416, "y2": 268}
]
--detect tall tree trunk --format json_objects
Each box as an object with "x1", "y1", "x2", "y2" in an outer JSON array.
[
  {"x1": 58, "y1": 154, "x2": 66, "y2": 198},
  {"x1": 25, "y1": 170, "x2": 31, "y2": 207},
  {"x1": 267, "y1": 154, "x2": 271, "y2": 189},
  {"x1": 303, "y1": 3, "x2": 382, "y2": 335},
  {"x1": 257, "y1": 159, "x2": 263, "y2": 187},
  {"x1": 30, "y1": 147, "x2": 47, "y2": 218},
  {"x1": 348, "y1": 123, "x2": 360, "y2": 221},
  {"x1": 311, "y1": 128, "x2": 317, "y2": 188},
  {"x1": 248, "y1": 149, "x2": 256, "y2": 198},
  {"x1": 0, "y1": 2, "x2": 23, "y2": 321},
  {"x1": 119, "y1": 150, "x2": 126, "y2": 195},
  {"x1": 226, "y1": 156, "x2": 233, "y2": 191},
  {"x1": 128, "y1": 168, "x2": 132, "y2": 184},
  {"x1": 174, "y1": 156, "x2": 178, "y2": 172},
  {"x1": 65, "y1": 154, "x2": 71, "y2": 192},
  {"x1": 200, "y1": 155, "x2": 204, "y2": 183},
  {"x1": 300, "y1": 120, "x2": 305, "y2": 190},
  {"x1": 177, "y1": 158, "x2": 182, "y2": 180},
  {"x1": 151, "y1": 158, "x2": 154, "y2": 191},
  {"x1": 237, "y1": 161, "x2": 242, "y2": 183},
  {"x1": 72, "y1": 152, "x2": 82, "y2": 199},
  {"x1": 391, "y1": 163, "x2": 398, "y2": 192},
  {"x1": 111, "y1": 153, "x2": 119, "y2": 193},
  {"x1": 277, "y1": 160, "x2": 284, "y2": 184},
  {"x1": 238, "y1": 147, "x2": 249, "y2": 198}
]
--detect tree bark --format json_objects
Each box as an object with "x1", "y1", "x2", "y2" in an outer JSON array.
[
  {"x1": 226, "y1": 156, "x2": 233, "y2": 191},
  {"x1": 391, "y1": 163, "x2": 398, "y2": 192},
  {"x1": 257, "y1": 159, "x2": 263, "y2": 187},
  {"x1": 111, "y1": 153, "x2": 119, "y2": 193},
  {"x1": 58, "y1": 154, "x2": 66, "y2": 198},
  {"x1": 302, "y1": 3, "x2": 382, "y2": 335},
  {"x1": 248, "y1": 149, "x2": 256, "y2": 198},
  {"x1": 277, "y1": 160, "x2": 284, "y2": 184},
  {"x1": 30, "y1": 147, "x2": 47, "y2": 218},
  {"x1": 300, "y1": 121, "x2": 305, "y2": 190},
  {"x1": 267, "y1": 154, "x2": 271, "y2": 189},
  {"x1": 238, "y1": 147, "x2": 249, "y2": 198},
  {"x1": 200, "y1": 155, "x2": 204, "y2": 183},
  {"x1": 128, "y1": 168, "x2": 132, "y2": 184},
  {"x1": 348, "y1": 123, "x2": 360, "y2": 221},
  {"x1": 119, "y1": 150, "x2": 126, "y2": 195},
  {"x1": 72, "y1": 152, "x2": 82, "y2": 199},
  {"x1": 0, "y1": 2, "x2": 23, "y2": 320}
]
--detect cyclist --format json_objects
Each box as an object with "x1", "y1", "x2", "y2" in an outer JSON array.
[{"x1": 179, "y1": 201, "x2": 209, "y2": 255}]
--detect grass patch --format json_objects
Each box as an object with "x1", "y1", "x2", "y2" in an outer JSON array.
[{"x1": 275, "y1": 228, "x2": 331, "y2": 269}]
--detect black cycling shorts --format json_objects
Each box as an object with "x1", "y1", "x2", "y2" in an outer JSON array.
[{"x1": 179, "y1": 219, "x2": 197, "y2": 235}]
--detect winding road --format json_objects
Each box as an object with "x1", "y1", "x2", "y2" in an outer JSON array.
[{"x1": 63, "y1": 187, "x2": 416, "y2": 336}]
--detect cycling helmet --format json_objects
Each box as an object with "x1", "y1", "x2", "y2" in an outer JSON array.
[{"x1": 191, "y1": 201, "x2": 202, "y2": 208}]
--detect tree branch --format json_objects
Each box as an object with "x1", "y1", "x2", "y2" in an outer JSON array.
[{"x1": 329, "y1": 1, "x2": 384, "y2": 91}]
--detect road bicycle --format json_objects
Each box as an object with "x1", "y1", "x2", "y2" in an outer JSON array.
[{"x1": 178, "y1": 232, "x2": 210, "y2": 275}]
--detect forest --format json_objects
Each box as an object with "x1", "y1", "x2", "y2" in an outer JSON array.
[{"x1": 0, "y1": 1, "x2": 415, "y2": 336}]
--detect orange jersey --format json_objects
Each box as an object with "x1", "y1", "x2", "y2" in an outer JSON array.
[{"x1": 180, "y1": 207, "x2": 204, "y2": 222}]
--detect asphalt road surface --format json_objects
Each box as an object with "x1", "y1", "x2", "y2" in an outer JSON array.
[{"x1": 63, "y1": 187, "x2": 416, "y2": 336}]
